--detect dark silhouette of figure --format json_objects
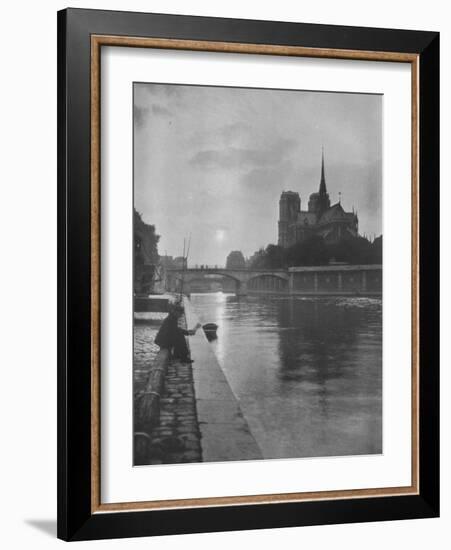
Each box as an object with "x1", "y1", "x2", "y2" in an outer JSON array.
[{"x1": 155, "y1": 304, "x2": 199, "y2": 363}]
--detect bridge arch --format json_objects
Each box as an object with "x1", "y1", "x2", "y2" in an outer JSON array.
[
  {"x1": 173, "y1": 271, "x2": 244, "y2": 294},
  {"x1": 167, "y1": 268, "x2": 291, "y2": 295},
  {"x1": 247, "y1": 273, "x2": 289, "y2": 292}
]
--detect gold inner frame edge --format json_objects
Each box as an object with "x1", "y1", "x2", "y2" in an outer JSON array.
[{"x1": 90, "y1": 34, "x2": 420, "y2": 514}]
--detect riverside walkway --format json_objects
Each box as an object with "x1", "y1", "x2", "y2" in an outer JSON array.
[{"x1": 183, "y1": 297, "x2": 262, "y2": 462}]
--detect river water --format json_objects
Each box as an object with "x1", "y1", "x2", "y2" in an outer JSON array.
[{"x1": 190, "y1": 293, "x2": 382, "y2": 459}]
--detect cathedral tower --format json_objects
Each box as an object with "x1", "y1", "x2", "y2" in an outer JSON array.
[
  {"x1": 278, "y1": 191, "x2": 300, "y2": 247},
  {"x1": 308, "y1": 149, "x2": 331, "y2": 215}
]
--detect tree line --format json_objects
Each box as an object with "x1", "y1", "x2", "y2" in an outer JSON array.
[{"x1": 249, "y1": 235, "x2": 382, "y2": 269}]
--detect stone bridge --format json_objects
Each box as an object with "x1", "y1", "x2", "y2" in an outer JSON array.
[
  {"x1": 165, "y1": 265, "x2": 382, "y2": 296},
  {"x1": 166, "y1": 268, "x2": 289, "y2": 295}
]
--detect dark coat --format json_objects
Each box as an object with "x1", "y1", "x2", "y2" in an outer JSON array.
[{"x1": 155, "y1": 313, "x2": 189, "y2": 352}]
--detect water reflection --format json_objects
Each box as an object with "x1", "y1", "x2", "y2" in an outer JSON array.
[{"x1": 190, "y1": 293, "x2": 382, "y2": 459}]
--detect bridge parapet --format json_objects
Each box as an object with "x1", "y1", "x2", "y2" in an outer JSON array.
[{"x1": 167, "y1": 268, "x2": 289, "y2": 282}]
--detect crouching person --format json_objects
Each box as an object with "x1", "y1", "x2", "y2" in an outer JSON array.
[{"x1": 154, "y1": 303, "x2": 200, "y2": 364}]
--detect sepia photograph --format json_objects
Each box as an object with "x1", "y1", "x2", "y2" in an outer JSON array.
[{"x1": 133, "y1": 82, "x2": 383, "y2": 466}]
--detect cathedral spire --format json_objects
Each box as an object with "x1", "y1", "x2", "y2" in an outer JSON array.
[{"x1": 319, "y1": 147, "x2": 327, "y2": 195}]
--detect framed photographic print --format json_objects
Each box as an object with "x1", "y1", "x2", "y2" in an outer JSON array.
[{"x1": 57, "y1": 8, "x2": 439, "y2": 541}]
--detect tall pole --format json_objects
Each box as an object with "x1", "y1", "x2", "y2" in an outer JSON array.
[
  {"x1": 179, "y1": 238, "x2": 186, "y2": 299},
  {"x1": 186, "y1": 234, "x2": 191, "y2": 263}
]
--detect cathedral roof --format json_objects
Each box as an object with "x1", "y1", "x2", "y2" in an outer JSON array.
[{"x1": 318, "y1": 202, "x2": 356, "y2": 224}]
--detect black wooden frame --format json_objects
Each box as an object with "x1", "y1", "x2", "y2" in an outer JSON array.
[{"x1": 57, "y1": 8, "x2": 439, "y2": 541}]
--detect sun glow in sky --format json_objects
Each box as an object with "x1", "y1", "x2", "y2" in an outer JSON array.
[{"x1": 215, "y1": 229, "x2": 226, "y2": 242}]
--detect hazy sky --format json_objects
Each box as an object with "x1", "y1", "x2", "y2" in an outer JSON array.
[{"x1": 134, "y1": 83, "x2": 382, "y2": 266}]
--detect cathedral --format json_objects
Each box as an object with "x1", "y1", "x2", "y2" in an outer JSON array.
[{"x1": 278, "y1": 151, "x2": 359, "y2": 247}]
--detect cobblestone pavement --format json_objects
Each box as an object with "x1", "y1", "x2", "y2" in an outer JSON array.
[
  {"x1": 146, "y1": 360, "x2": 202, "y2": 465},
  {"x1": 133, "y1": 320, "x2": 202, "y2": 465},
  {"x1": 133, "y1": 322, "x2": 159, "y2": 394}
]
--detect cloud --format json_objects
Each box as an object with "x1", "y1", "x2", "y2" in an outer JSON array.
[
  {"x1": 134, "y1": 105, "x2": 146, "y2": 129},
  {"x1": 137, "y1": 82, "x2": 183, "y2": 100},
  {"x1": 133, "y1": 103, "x2": 173, "y2": 129},
  {"x1": 190, "y1": 138, "x2": 298, "y2": 171},
  {"x1": 201, "y1": 221, "x2": 231, "y2": 233},
  {"x1": 241, "y1": 161, "x2": 295, "y2": 191},
  {"x1": 219, "y1": 122, "x2": 250, "y2": 143},
  {"x1": 151, "y1": 104, "x2": 172, "y2": 117},
  {"x1": 186, "y1": 122, "x2": 251, "y2": 150},
  {"x1": 157, "y1": 84, "x2": 183, "y2": 99}
]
